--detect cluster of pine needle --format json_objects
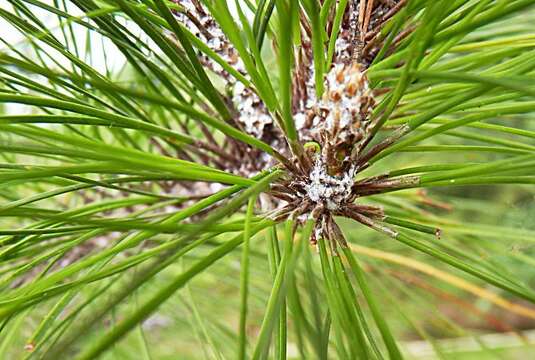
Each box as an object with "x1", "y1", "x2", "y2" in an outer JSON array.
[{"x1": 0, "y1": 0, "x2": 535, "y2": 359}]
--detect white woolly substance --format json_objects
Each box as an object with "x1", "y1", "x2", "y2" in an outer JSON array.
[
  {"x1": 232, "y1": 82, "x2": 273, "y2": 138},
  {"x1": 304, "y1": 160, "x2": 355, "y2": 210},
  {"x1": 334, "y1": 36, "x2": 352, "y2": 63},
  {"x1": 174, "y1": 0, "x2": 243, "y2": 76},
  {"x1": 174, "y1": 0, "x2": 272, "y2": 139},
  {"x1": 294, "y1": 112, "x2": 308, "y2": 130},
  {"x1": 318, "y1": 63, "x2": 371, "y2": 139},
  {"x1": 294, "y1": 63, "x2": 317, "y2": 134},
  {"x1": 295, "y1": 62, "x2": 374, "y2": 145}
]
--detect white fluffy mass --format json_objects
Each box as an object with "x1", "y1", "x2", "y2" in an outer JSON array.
[
  {"x1": 174, "y1": 0, "x2": 272, "y2": 139},
  {"x1": 304, "y1": 160, "x2": 356, "y2": 210}
]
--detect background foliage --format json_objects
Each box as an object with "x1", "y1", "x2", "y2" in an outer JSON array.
[{"x1": 0, "y1": 0, "x2": 535, "y2": 359}]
